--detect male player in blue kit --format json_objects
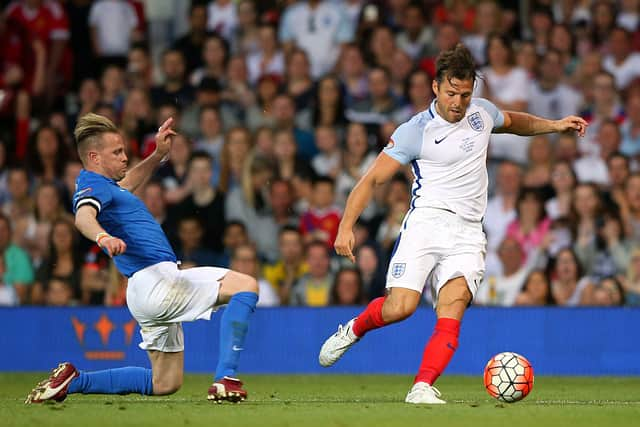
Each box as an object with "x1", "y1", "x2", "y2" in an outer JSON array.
[{"x1": 26, "y1": 113, "x2": 259, "y2": 404}]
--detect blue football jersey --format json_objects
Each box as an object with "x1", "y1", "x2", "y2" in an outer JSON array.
[{"x1": 72, "y1": 170, "x2": 176, "y2": 277}]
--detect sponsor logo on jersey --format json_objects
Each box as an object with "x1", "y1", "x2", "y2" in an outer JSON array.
[
  {"x1": 391, "y1": 263, "x2": 406, "y2": 278},
  {"x1": 468, "y1": 112, "x2": 484, "y2": 131}
]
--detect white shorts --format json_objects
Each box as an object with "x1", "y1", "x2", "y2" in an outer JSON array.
[
  {"x1": 126, "y1": 261, "x2": 228, "y2": 352},
  {"x1": 386, "y1": 207, "x2": 486, "y2": 306}
]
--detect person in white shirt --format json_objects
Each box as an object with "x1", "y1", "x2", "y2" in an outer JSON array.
[
  {"x1": 574, "y1": 119, "x2": 621, "y2": 186},
  {"x1": 603, "y1": 27, "x2": 640, "y2": 90},
  {"x1": 529, "y1": 50, "x2": 583, "y2": 121},
  {"x1": 207, "y1": 0, "x2": 237, "y2": 41},
  {"x1": 318, "y1": 44, "x2": 587, "y2": 405},
  {"x1": 279, "y1": 0, "x2": 354, "y2": 78}
]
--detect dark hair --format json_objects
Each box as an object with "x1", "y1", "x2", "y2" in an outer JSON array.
[
  {"x1": 28, "y1": 125, "x2": 69, "y2": 178},
  {"x1": 224, "y1": 220, "x2": 247, "y2": 233},
  {"x1": 599, "y1": 276, "x2": 626, "y2": 306},
  {"x1": 279, "y1": 224, "x2": 301, "y2": 237},
  {"x1": 522, "y1": 269, "x2": 556, "y2": 305},
  {"x1": 188, "y1": 150, "x2": 213, "y2": 166},
  {"x1": 485, "y1": 32, "x2": 515, "y2": 67},
  {"x1": 313, "y1": 175, "x2": 335, "y2": 188},
  {"x1": 330, "y1": 267, "x2": 366, "y2": 305},
  {"x1": 516, "y1": 187, "x2": 547, "y2": 223},
  {"x1": 435, "y1": 44, "x2": 477, "y2": 85}
]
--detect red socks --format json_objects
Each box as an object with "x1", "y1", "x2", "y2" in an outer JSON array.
[
  {"x1": 414, "y1": 318, "x2": 460, "y2": 385},
  {"x1": 352, "y1": 297, "x2": 387, "y2": 337}
]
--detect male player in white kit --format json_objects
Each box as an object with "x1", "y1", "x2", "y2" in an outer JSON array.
[
  {"x1": 26, "y1": 114, "x2": 259, "y2": 404},
  {"x1": 318, "y1": 44, "x2": 587, "y2": 404}
]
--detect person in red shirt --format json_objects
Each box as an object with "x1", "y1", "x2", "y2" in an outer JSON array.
[
  {"x1": 300, "y1": 175, "x2": 342, "y2": 248},
  {"x1": 5, "y1": 0, "x2": 72, "y2": 108}
]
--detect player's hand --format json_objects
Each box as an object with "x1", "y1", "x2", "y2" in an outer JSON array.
[
  {"x1": 555, "y1": 116, "x2": 588, "y2": 137},
  {"x1": 99, "y1": 236, "x2": 127, "y2": 257},
  {"x1": 334, "y1": 229, "x2": 356, "y2": 263},
  {"x1": 155, "y1": 117, "x2": 177, "y2": 158}
]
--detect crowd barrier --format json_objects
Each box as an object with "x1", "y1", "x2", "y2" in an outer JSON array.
[{"x1": 2, "y1": 307, "x2": 639, "y2": 375}]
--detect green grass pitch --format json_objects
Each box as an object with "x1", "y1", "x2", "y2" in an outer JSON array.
[{"x1": 2, "y1": 374, "x2": 639, "y2": 427}]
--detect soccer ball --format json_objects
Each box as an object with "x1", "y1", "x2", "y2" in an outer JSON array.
[{"x1": 483, "y1": 352, "x2": 534, "y2": 403}]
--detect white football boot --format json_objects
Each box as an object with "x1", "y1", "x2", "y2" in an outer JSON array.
[
  {"x1": 318, "y1": 318, "x2": 359, "y2": 367},
  {"x1": 405, "y1": 382, "x2": 446, "y2": 404}
]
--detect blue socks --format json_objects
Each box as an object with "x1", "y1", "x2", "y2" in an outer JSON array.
[
  {"x1": 215, "y1": 291, "x2": 258, "y2": 380},
  {"x1": 68, "y1": 367, "x2": 153, "y2": 395}
]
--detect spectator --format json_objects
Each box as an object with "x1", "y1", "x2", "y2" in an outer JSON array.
[
  {"x1": 622, "y1": 174, "x2": 640, "y2": 241},
  {"x1": 395, "y1": 3, "x2": 433, "y2": 61},
  {"x1": 125, "y1": 43, "x2": 153, "y2": 91},
  {"x1": 273, "y1": 129, "x2": 311, "y2": 181},
  {"x1": 230, "y1": 0, "x2": 259, "y2": 55},
  {"x1": 335, "y1": 122, "x2": 377, "y2": 217},
  {"x1": 522, "y1": 135, "x2": 553, "y2": 189},
  {"x1": 549, "y1": 248, "x2": 595, "y2": 306},
  {"x1": 576, "y1": 209, "x2": 632, "y2": 281},
  {"x1": 621, "y1": 247, "x2": 640, "y2": 305},
  {"x1": 175, "y1": 216, "x2": 218, "y2": 268},
  {"x1": 463, "y1": 0, "x2": 500, "y2": 65},
  {"x1": 570, "y1": 183, "x2": 604, "y2": 253},
  {"x1": 548, "y1": 24, "x2": 578, "y2": 77},
  {"x1": 30, "y1": 218, "x2": 82, "y2": 304},
  {"x1": 272, "y1": 94, "x2": 316, "y2": 160},
  {"x1": 347, "y1": 67, "x2": 400, "y2": 129},
  {"x1": 592, "y1": 276, "x2": 626, "y2": 306},
  {"x1": 0, "y1": 254, "x2": 17, "y2": 306},
  {"x1": 355, "y1": 242, "x2": 386, "y2": 300},
  {"x1": 150, "y1": 48, "x2": 195, "y2": 107},
  {"x1": 207, "y1": 0, "x2": 237, "y2": 41},
  {"x1": 245, "y1": 73, "x2": 280, "y2": 131},
  {"x1": 475, "y1": 32, "x2": 530, "y2": 163},
  {"x1": 514, "y1": 270, "x2": 555, "y2": 306},
  {"x1": 191, "y1": 34, "x2": 229, "y2": 87},
  {"x1": 0, "y1": 212, "x2": 34, "y2": 304},
  {"x1": 337, "y1": 43, "x2": 369, "y2": 107},
  {"x1": 312, "y1": 75, "x2": 347, "y2": 131},
  {"x1": 279, "y1": 0, "x2": 354, "y2": 78},
  {"x1": 99, "y1": 64, "x2": 126, "y2": 114},
  {"x1": 284, "y1": 49, "x2": 315, "y2": 115},
  {"x1": 478, "y1": 236, "x2": 547, "y2": 306},
  {"x1": 218, "y1": 126, "x2": 252, "y2": 193},
  {"x1": 217, "y1": 220, "x2": 250, "y2": 268},
  {"x1": 546, "y1": 161, "x2": 577, "y2": 220},
  {"x1": 529, "y1": 49, "x2": 583, "y2": 121},
  {"x1": 574, "y1": 119, "x2": 622, "y2": 186},
  {"x1": 194, "y1": 105, "x2": 225, "y2": 163},
  {"x1": 141, "y1": 181, "x2": 170, "y2": 233},
  {"x1": 89, "y1": 0, "x2": 141, "y2": 71},
  {"x1": 155, "y1": 133, "x2": 192, "y2": 205},
  {"x1": 312, "y1": 126, "x2": 341, "y2": 179},
  {"x1": 230, "y1": 243, "x2": 279, "y2": 306},
  {"x1": 290, "y1": 240, "x2": 334, "y2": 306},
  {"x1": 172, "y1": 3, "x2": 211, "y2": 75},
  {"x1": 484, "y1": 161, "x2": 522, "y2": 257},
  {"x1": 300, "y1": 175, "x2": 341, "y2": 247},
  {"x1": 620, "y1": 92, "x2": 640, "y2": 158},
  {"x1": 603, "y1": 27, "x2": 640, "y2": 91},
  {"x1": 329, "y1": 267, "x2": 366, "y2": 305},
  {"x1": 268, "y1": 178, "x2": 298, "y2": 228},
  {"x1": 393, "y1": 69, "x2": 432, "y2": 124},
  {"x1": 168, "y1": 151, "x2": 226, "y2": 253},
  {"x1": 263, "y1": 226, "x2": 308, "y2": 304},
  {"x1": 45, "y1": 277, "x2": 75, "y2": 306},
  {"x1": 2, "y1": 167, "x2": 33, "y2": 244},
  {"x1": 246, "y1": 23, "x2": 284, "y2": 86},
  {"x1": 27, "y1": 125, "x2": 68, "y2": 185},
  {"x1": 506, "y1": 187, "x2": 552, "y2": 263},
  {"x1": 607, "y1": 152, "x2": 631, "y2": 213}
]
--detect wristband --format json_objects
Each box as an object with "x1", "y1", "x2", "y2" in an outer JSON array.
[{"x1": 95, "y1": 232, "x2": 111, "y2": 247}]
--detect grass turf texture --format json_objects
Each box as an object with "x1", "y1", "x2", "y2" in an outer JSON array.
[{"x1": 2, "y1": 374, "x2": 639, "y2": 427}]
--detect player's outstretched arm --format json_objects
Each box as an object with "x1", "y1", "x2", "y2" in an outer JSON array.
[
  {"x1": 119, "y1": 117, "x2": 177, "y2": 194},
  {"x1": 75, "y1": 205, "x2": 127, "y2": 257},
  {"x1": 496, "y1": 111, "x2": 588, "y2": 137},
  {"x1": 335, "y1": 152, "x2": 402, "y2": 262}
]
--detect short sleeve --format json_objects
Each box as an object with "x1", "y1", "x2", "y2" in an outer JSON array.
[
  {"x1": 73, "y1": 182, "x2": 113, "y2": 214},
  {"x1": 383, "y1": 122, "x2": 423, "y2": 165},
  {"x1": 472, "y1": 98, "x2": 505, "y2": 129}
]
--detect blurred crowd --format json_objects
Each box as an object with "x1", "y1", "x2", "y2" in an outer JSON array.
[{"x1": 1, "y1": 0, "x2": 640, "y2": 308}]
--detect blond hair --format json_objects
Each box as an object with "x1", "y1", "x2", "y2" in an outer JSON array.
[{"x1": 74, "y1": 113, "x2": 119, "y2": 164}]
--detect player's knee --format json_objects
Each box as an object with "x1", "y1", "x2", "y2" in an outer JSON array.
[{"x1": 153, "y1": 376, "x2": 183, "y2": 396}]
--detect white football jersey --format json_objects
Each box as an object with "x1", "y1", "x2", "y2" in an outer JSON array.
[{"x1": 384, "y1": 98, "x2": 504, "y2": 222}]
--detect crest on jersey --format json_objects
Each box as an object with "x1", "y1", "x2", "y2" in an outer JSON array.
[
  {"x1": 468, "y1": 112, "x2": 484, "y2": 131},
  {"x1": 391, "y1": 263, "x2": 406, "y2": 278}
]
